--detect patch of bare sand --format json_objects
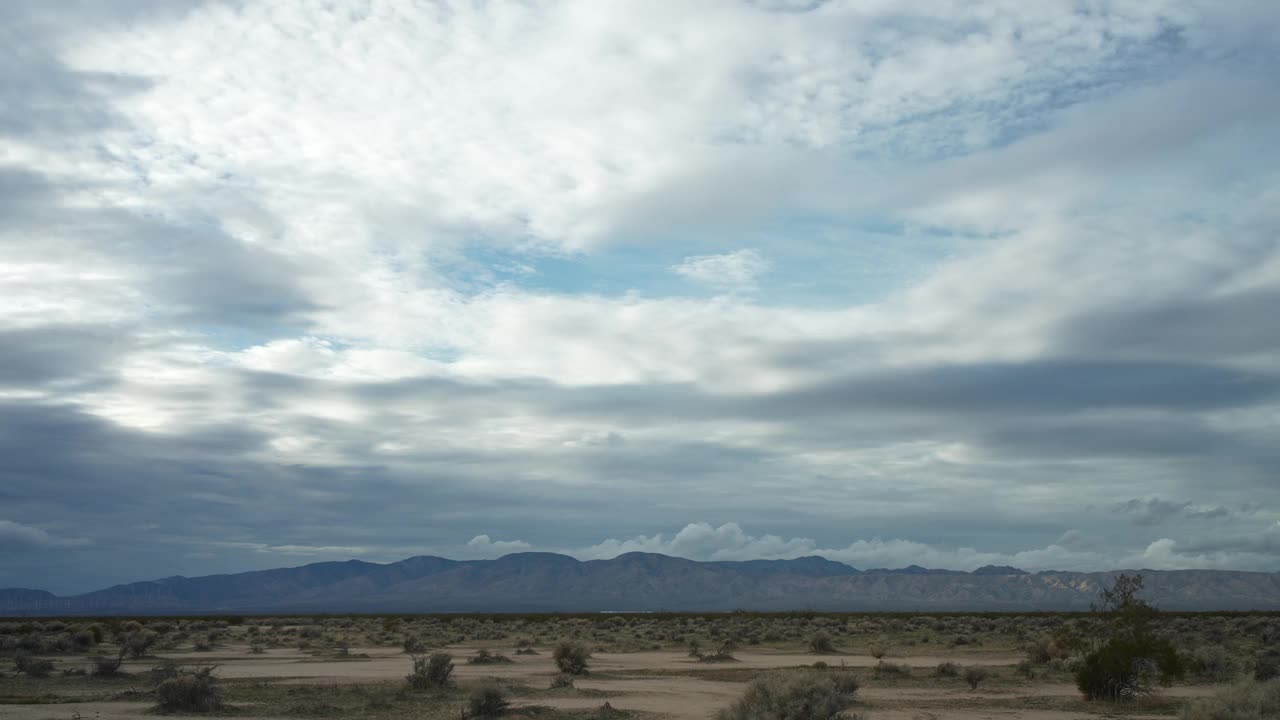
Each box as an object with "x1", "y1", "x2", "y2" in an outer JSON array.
[{"x1": 516, "y1": 677, "x2": 746, "y2": 720}]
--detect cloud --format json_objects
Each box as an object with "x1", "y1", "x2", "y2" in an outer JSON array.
[
  {"x1": 464, "y1": 535, "x2": 534, "y2": 559},
  {"x1": 0, "y1": 520, "x2": 89, "y2": 549},
  {"x1": 1111, "y1": 498, "x2": 1242, "y2": 526},
  {"x1": 2, "y1": 1, "x2": 1280, "y2": 594},
  {"x1": 672, "y1": 249, "x2": 771, "y2": 289}
]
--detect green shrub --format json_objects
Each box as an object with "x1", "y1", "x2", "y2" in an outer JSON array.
[
  {"x1": 554, "y1": 641, "x2": 591, "y2": 676},
  {"x1": 874, "y1": 661, "x2": 910, "y2": 678},
  {"x1": 964, "y1": 666, "x2": 990, "y2": 690},
  {"x1": 90, "y1": 648, "x2": 127, "y2": 677},
  {"x1": 147, "y1": 660, "x2": 181, "y2": 686},
  {"x1": 468, "y1": 683, "x2": 509, "y2": 718},
  {"x1": 1181, "y1": 679, "x2": 1280, "y2": 720},
  {"x1": 155, "y1": 666, "x2": 223, "y2": 712},
  {"x1": 1188, "y1": 644, "x2": 1242, "y2": 682},
  {"x1": 1255, "y1": 648, "x2": 1280, "y2": 682},
  {"x1": 809, "y1": 632, "x2": 835, "y2": 654},
  {"x1": 867, "y1": 641, "x2": 888, "y2": 659},
  {"x1": 934, "y1": 661, "x2": 960, "y2": 678},
  {"x1": 1075, "y1": 574, "x2": 1185, "y2": 701},
  {"x1": 406, "y1": 652, "x2": 454, "y2": 689},
  {"x1": 716, "y1": 670, "x2": 860, "y2": 720},
  {"x1": 14, "y1": 653, "x2": 54, "y2": 678},
  {"x1": 126, "y1": 630, "x2": 158, "y2": 658}
]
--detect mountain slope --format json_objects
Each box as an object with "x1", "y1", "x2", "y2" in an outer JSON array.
[{"x1": 4, "y1": 553, "x2": 1279, "y2": 615}]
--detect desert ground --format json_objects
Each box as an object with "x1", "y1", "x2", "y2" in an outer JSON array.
[{"x1": 1, "y1": 613, "x2": 1276, "y2": 719}]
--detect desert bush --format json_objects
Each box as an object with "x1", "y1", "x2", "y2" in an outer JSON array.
[
  {"x1": 699, "y1": 641, "x2": 740, "y2": 663},
  {"x1": 126, "y1": 629, "x2": 158, "y2": 658},
  {"x1": 1188, "y1": 644, "x2": 1243, "y2": 682},
  {"x1": 1075, "y1": 574, "x2": 1184, "y2": 701},
  {"x1": 155, "y1": 666, "x2": 223, "y2": 712},
  {"x1": 90, "y1": 647, "x2": 128, "y2": 677},
  {"x1": 403, "y1": 636, "x2": 426, "y2": 654},
  {"x1": 809, "y1": 632, "x2": 835, "y2": 654},
  {"x1": 249, "y1": 642, "x2": 265, "y2": 654},
  {"x1": 874, "y1": 661, "x2": 911, "y2": 678},
  {"x1": 1016, "y1": 660, "x2": 1037, "y2": 679},
  {"x1": 934, "y1": 661, "x2": 960, "y2": 678},
  {"x1": 147, "y1": 660, "x2": 181, "y2": 686},
  {"x1": 406, "y1": 652, "x2": 454, "y2": 689},
  {"x1": 867, "y1": 641, "x2": 887, "y2": 659},
  {"x1": 550, "y1": 673, "x2": 575, "y2": 689},
  {"x1": 1255, "y1": 647, "x2": 1280, "y2": 682},
  {"x1": 469, "y1": 648, "x2": 513, "y2": 665},
  {"x1": 1181, "y1": 679, "x2": 1280, "y2": 720},
  {"x1": 964, "y1": 666, "x2": 990, "y2": 690},
  {"x1": 71, "y1": 629, "x2": 96, "y2": 649},
  {"x1": 716, "y1": 670, "x2": 860, "y2": 720},
  {"x1": 14, "y1": 653, "x2": 55, "y2": 678},
  {"x1": 468, "y1": 683, "x2": 509, "y2": 718},
  {"x1": 554, "y1": 641, "x2": 591, "y2": 675}
]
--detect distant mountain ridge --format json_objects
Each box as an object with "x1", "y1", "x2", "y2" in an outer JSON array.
[{"x1": 4, "y1": 552, "x2": 1279, "y2": 615}]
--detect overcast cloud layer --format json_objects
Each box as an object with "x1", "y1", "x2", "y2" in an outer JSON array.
[{"x1": 2, "y1": 0, "x2": 1279, "y2": 594}]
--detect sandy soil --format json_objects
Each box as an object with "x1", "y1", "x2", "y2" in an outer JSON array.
[{"x1": 0, "y1": 644, "x2": 1223, "y2": 720}]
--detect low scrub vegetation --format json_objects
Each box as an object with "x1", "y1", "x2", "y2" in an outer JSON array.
[
  {"x1": 554, "y1": 641, "x2": 592, "y2": 675},
  {"x1": 406, "y1": 652, "x2": 454, "y2": 689},
  {"x1": 467, "y1": 683, "x2": 509, "y2": 718},
  {"x1": 716, "y1": 670, "x2": 860, "y2": 720},
  {"x1": 1181, "y1": 679, "x2": 1280, "y2": 720},
  {"x1": 1072, "y1": 574, "x2": 1185, "y2": 701},
  {"x1": 155, "y1": 665, "x2": 223, "y2": 713},
  {"x1": 963, "y1": 666, "x2": 990, "y2": 690}
]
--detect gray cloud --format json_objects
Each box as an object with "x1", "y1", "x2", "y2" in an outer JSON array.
[{"x1": 2, "y1": 0, "x2": 1280, "y2": 594}]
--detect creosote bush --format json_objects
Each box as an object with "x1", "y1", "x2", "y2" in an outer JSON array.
[
  {"x1": 964, "y1": 666, "x2": 990, "y2": 690},
  {"x1": 550, "y1": 673, "x2": 575, "y2": 689},
  {"x1": 468, "y1": 683, "x2": 509, "y2": 718},
  {"x1": 1074, "y1": 574, "x2": 1185, "y2": 701},
  {"x1": 155, "y1": 665, "x2": 223, "y2": 713},
  {"x1": 874, "y1": 661, "x2": 910, "y2": 678},
  {"x1": 867, "y1": 641, "x2": 888, "y2": 659},
  {"x1": 90, "y1": 647, "x2": 128, "y2": 677},
  {"x1": 407, "y1": 652, "x2": 454, "y2": 689},
  {"x1": 717, "y1": 670, "x2": 860, "y2": 720},
  {"x1": 809, "y1": 632, "x2": 835, "y2": 654},
  {"x1": 934, "y1": 661, "x2": 960, "y2": 678},
  {"x1": 553, "y1": 641, "x2": 591, "y2": 676},
  {"x1": 13, "y1": 653, "x2": 55, "y2": 678}
]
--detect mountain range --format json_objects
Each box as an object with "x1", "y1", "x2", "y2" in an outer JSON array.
[{"x1": 4, "y1": 552, "x2": 1280, "y2": 615}]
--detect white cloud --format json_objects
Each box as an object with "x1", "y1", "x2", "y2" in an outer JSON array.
[
  {"x1": 0, "y1": 520, "x2": 90, "y2": 549},
  {"x1": 672, "y1": 249, "x2": 771, "y2": 289},
  {"x1": 464, "y1": 535, "x2": 534, "y2": 559},
  {"x1": 567, "y1": 521, "x2": 1280, "y2": 573}
]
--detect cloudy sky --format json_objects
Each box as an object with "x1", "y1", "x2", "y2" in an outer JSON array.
[{"x1": 3, "y1": 0, "x2": 1279, "y2": 595}]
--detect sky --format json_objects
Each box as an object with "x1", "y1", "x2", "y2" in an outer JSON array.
[{"x1": 2, "y1": 0, "x2": 1279, "y2": 595}]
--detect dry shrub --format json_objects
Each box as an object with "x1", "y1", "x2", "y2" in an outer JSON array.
[
  {"x1": 964, "y1": 666, "x2": 990, "y2": 690},
  {"x1": 407, "y1": 652, "x2": 454, "y2": 689},
  {"x1": 554, "y1": 641, "x2": 591, "y2": 676},
  {"x1": 155, "y1": 665, "x2": 223, "y2": 712},
  {"x1": 716, "y1": 670, "x2": 860, "y2": 720},
  {"x1": 468, "y1": 683, "x2": 509, "y2": 718},
  {"x1": 1181, "y1": 679, "x2": 1280, "y2": 720}
]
